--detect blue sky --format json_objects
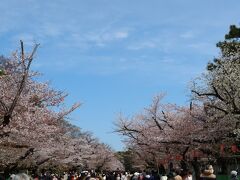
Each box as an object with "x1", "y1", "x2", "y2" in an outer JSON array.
[{"x1": 0, "y1": 0, "x2": 240, "y2": 151}]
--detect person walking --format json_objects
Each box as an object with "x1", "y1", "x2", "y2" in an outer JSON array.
[
  {"x1": 230, "y1": 170, "x2": 238, "y2": 180},
  {"x1": 200, "y1": 165, "x2": 216, "y2": 180}
]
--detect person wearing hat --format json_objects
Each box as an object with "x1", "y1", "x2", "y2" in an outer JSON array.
[
  {"x1": 200, "y1": 165, "x2": 216, "y2": 180},
  {"x1": 230, "y1": 170, "x2": 238, "y2": 180}
]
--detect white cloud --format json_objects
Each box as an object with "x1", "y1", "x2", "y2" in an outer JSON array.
[
  {"x1": 180, "y1": 31, "x2": 195, "y2": 39},
  {"x1": 127, "y1": 41, "x2": 156, "y2": 50},
  {"x1": 88, "y1": 29, "x2": 129, "y2": 43},
  {"x1": 114, "y1": 31, "x2": 128, "y2": 39},
  {"x1": 60, "y1": 28, "x2": 130, "y2": 49}
]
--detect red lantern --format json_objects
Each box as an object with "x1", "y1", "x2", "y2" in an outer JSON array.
[
  {"x1": 220, "y1": 144, "x2": 225, "y2": 154},
  {"x1": 192, "y1": 150, "x2": 197, "y2": 157},
  {"x1": 231, "y1": 144, "x2": 239, "y2": 153}
]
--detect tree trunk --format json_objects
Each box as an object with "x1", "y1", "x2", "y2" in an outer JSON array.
[{"x1": 191, "y1": 158, "x2": 201, "y2": 180}]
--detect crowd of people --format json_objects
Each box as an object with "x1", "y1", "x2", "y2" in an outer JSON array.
[{"x1": 3, "y1": 165, "x2": 239, "y2": 180}]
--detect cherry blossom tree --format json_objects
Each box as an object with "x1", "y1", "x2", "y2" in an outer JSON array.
[
  {"x1": 115, "y1": 95, "x2": 221, "y2": 178},
  {"x1": 0, "y1": 42, "x2": 79, "y2": 173},
  {"x1": 0, "y1": 42, "x2": 124, "y2": 175},
  {"x1": 191, "y1": 25, "x2": 240, "y2": 149},
  {"x1": 115, "y1": 25, "x2": 240, "y2": 178}
]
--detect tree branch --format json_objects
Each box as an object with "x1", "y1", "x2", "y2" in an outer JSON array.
[{"x1": 2, "y1": 41, "x2": 40, "y2": 127}]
